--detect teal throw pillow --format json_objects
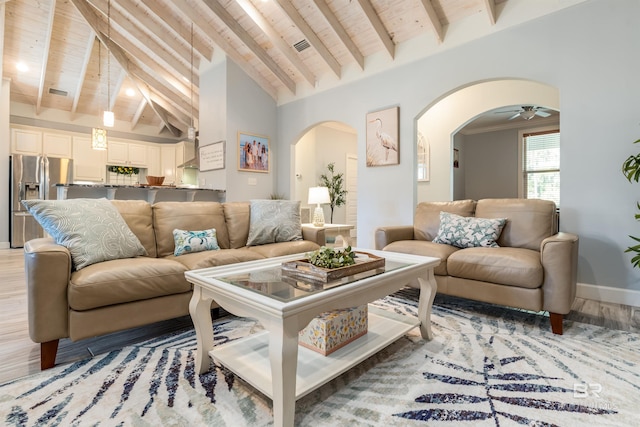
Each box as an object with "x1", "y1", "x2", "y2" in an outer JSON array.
[
  {"x1": 21, "y1": 198, "x2": 147, "y2": 270},
  {"x1": 433, "y1": 211, "x2": 507, "y2": 248},
  {"x1": 246, "y1": 200, "x2": 302, "y2": 246},
  {"x1": 173, "y1": 228, "x2": 220, "y2": 256}
]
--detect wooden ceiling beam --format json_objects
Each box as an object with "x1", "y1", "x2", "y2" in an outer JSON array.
[
  {"x1": 273, "y1": 0, "x2": 341, "y2": 78},
  {"x1": 139, "y1": 0, "x2": 213, "y2": 61},
  {"x1": 70, "y1": 33, "x2": 96, "y2": 119},
  {"x1": 171, "y1": 0, "x2": 278, "y2": 100},
  {"x1": 418, "y1": 0, "x2": 444, "y2": 43},
  {"x1": 312, "y1": 0, "x2": 364, "y2": 70},
  {"x1": 354, "y1": 0, "x2": 395, "y2": 59},
  {"x1": 482, "y1": 0, "x2": 497, "y2": 25},
  {"x1": 236, "y1": 0, "x2": 316, "y2": 88},
  {"x1": 88, "y1": 0, "x2": 197, "y2": 86},
  {"x1": 109, "y1": 68, "x2": 126, "y2": 111},
  {"x1": 70, "y1": 0, "x2": 182, "y2": 137},
  {"x1": 130, "y1": 97, "x2": 146, "y2": 130},
  {"x1": 36, "y1": 0, "x2": 56, "y2": 115},
  {"x1": 112, "y1": 0, "x2": 201, "y2": 69},
  {"x1": 201, "y1": 0, "x2": 296, "y2": 94}
]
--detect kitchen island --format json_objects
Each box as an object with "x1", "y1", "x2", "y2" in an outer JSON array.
[{"x1": 56, "y1": 184, "x2": 225, "y2": 204}]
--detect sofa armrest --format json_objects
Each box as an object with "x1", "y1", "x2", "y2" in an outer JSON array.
[
  {"x1": 302, "y1": 226, "x2": 326, "y2": 247},
  {"x1": 374, "y1": 226, "x2": 415, "y2": 250},
  {"x1": 24, "y1": 238, "x2": 72, "y2": 343},
  {"x1": 540, "y1": 232, "x2": 579, "y2": 314}
]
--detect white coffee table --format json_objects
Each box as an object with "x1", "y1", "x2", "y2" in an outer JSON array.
[{"x1": 186, "y1": 249, "x2": 439, "y2": 427}]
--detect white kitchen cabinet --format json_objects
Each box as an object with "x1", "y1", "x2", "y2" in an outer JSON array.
[
  {"x1": 73, "y1": 137, "x2": 106, "y2": 182},
  {"x1": 43, "y1": 133, "x2": 73, "y2": 158},
  {"x1": 11, "y1": 128, "x2": 42, "y2": 155},
  {"x1": 161, "y1": 145, "x2": 177, "y2": 185},
  {"x1": 175, "y1": 141, "x2": 195, "y2": 185},
  {"x1": 147, "y1": 145, "x2": 161, "y2": 176},
  {"x1": 107, "y1": 141, "x2": 148, "y2": 167}
]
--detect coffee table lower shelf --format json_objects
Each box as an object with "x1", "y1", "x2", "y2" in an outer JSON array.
[{"x1": 209, "y1": 305, "x2": 419, "y2": 401}]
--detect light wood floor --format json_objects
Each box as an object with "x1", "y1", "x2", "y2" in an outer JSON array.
[{"x1": 1, "y1": 248, "x2": 638, "y2": 385}]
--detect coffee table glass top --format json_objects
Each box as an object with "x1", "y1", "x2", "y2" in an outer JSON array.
[{"x1": 217, "y1": 258, "x2": 410, "y2": 303}]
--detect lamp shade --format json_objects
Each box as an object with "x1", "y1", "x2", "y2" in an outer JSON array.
[
  {"x1": 103, "y1": 110, "x2": 114, "y2": 127},
  {"x1": 308, "y1": 186, "x2": 330, "y2": 205}
]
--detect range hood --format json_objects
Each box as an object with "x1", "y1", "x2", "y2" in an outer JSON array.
[{"x1": 177, "y1": 136, "x2": 199, "y2": 169}]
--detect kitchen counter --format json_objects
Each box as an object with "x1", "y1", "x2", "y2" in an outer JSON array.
[{"x1": 56, "y1": 184, "x2": 226, "y2": 204}]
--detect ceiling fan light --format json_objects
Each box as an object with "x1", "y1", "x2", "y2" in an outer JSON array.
[
  {"x1": 520, "y1": 110, "x2": 536, "y2": 120},
  {"x1": 103, "y1": 110, "x2": 115, "y2": 127}
]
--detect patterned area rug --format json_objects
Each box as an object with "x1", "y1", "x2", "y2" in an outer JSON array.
[{"x1": 1, "y1": 290, "x2": 638, "y2": 426}]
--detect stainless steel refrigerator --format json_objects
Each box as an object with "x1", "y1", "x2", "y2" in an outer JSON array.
[{"x1": 9, "y1": 154, "x2": 74, "y2": 248}]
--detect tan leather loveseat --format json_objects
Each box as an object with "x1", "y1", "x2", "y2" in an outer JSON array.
[
  {"x1": 375, "y1": 199, "x2": 579, "y2": 335},
  {"x1": 24, "y1": 200, "x2": 324, "y2": 370}
]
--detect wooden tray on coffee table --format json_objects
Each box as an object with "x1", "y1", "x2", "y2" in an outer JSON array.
[{"x1": 281, "y1": 252, "x2": 385, "y2": 283}]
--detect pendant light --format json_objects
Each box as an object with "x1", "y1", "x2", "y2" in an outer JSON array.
[
  {"x1": 187, "y1": 23, "x2": 196, "y2": 141},
  {"x1": 92, "y1": 40, "x2": 107, "y2": 150},
  {"x1": 103, "y1": 0, "x2": 114, "y2": 127}
]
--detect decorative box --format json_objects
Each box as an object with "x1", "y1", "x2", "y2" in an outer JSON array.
[{"x1": 299, "y1": 305, "x2": 368, "y2": 356}]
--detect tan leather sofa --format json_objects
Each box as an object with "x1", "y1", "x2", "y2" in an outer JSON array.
[
  {"x1": 375, "y1": 199, "x2": 579, "y2": 335},
  {"x1": 24, "y1": 200, "x2": 324, "y2": 370}
]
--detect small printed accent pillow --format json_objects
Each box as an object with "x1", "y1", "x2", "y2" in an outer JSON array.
[
  {"x1": 21, "y1": 198, "x2": 147, "y2": 270},
  {"x1": 433, "y1": 211, "x2": 507, "y2": 248},
  {"x1": 173, "y1": 228, "x2": 220, "y2": 256},
  {"x1": 246, "y1": 200, "x2": 302, "y2": 246}
]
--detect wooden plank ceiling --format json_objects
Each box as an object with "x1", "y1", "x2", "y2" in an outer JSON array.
[{"x1": 3, "y1": 0, "x2": 507, "y2": 139}]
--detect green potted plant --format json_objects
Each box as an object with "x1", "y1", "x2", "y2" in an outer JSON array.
[
  {"x1": 622, "y1": 138, "x2": 640, "y2": 267},
  {"x1": 319, "y1": 162, "x2": 347, "y2": 224}
]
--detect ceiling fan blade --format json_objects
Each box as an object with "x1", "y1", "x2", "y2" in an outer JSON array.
[
  {"x1": 535, "y1": 110, "x2": 551, "y2": 118},
  {"x1": 508, "y1": 113, "x2": 520, "y2": 120}
]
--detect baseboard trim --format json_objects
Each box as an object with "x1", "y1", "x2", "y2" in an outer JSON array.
[
  {"x1": 576, "y1": 282, "x2": 640, "y2": 308},
  {"x1": 0, "y1": 242, "x2": 9, "y2": 249}
]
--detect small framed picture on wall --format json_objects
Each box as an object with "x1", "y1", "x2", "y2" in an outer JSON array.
[
  {"x1": 366, "y1": 106, "x2": 399, "y2": 166},
  {"x1": 238, "y1": 131, "x2": 270, "y2": 173}
]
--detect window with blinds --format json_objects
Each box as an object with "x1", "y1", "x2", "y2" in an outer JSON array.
[{"x1": 523, "y1": 130, "x2": 560, "y2": 206}]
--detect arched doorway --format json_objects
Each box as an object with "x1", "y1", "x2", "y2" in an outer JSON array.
[
  {"x1": 291, "y1": 121, "x2": 358, "y2": 241},
  {"x1": 415, "y1": 79, "x2": 560, "y2": 203}
]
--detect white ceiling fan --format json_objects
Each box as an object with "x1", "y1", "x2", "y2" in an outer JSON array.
[{"x1": 495, "y1": 106, "x2": 552, "y2": 120}]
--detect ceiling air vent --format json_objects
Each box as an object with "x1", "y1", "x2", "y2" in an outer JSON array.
[
  {"x1": 48, "y1": 88, "x2": 68, "y2": 97},
  {"x1": 293, "y1": 39, "x2": 310, "y2": 52}
]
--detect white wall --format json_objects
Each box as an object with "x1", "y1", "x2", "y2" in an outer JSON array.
[
  {"x1": 0, "y1": 78, "x2": 10, "y2": 247},
  {"x1": 276, "y1": 0, "x2": 640, "y2": 299}
]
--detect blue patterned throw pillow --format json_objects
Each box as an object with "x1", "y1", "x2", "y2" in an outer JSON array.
[
  {"x1": 246, "y1": 200, "x2": 302, "y2": 246},
  {"x1": 21, "y1": 198, "x2": 147, "y2": 270},
  {"x1": 173, "y1": 228, "x2": 220, "y2": 256},
  {"x1": 433, "y1": 211, "x2": 507, "y2": 248}
]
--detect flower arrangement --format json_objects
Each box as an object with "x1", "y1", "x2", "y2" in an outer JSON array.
[{"x1": 108, "y1": 165, "x2": 139, "y2": 175}]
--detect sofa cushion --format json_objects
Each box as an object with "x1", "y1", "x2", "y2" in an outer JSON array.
[
  {"x1": 111, "y1": 200, "x2": 157, "y2": 258},
  {"x1": 68, "y1": 257, "x2": 190, "y2": 310},
  {"x1": 167, "y1": 248, "x2": 265, "y2": 270},
  {"x1": 247, "y1": 240, "x2": 321, "y2": 259},
  {"x1": 475, "y1": 198, "x2": 557, "y2": 250},
  {"x1": 433, "y1": 212, "x2": 506, "y2": 248},
  {"x1": 383, "y1": 240, "x2": 458, "y2": 276},
  {"x1": 447, "y1": 247, "x2": 543, "y2": 289},
  {"x1": 223, "y1": 202, "x2": 251, "y2": 249},
  {"x1": 173, "y1": 228, "x2": 220, "y2": 256},
  {"x1": 153, "y1": 202, "x2": 231, "y2": 256},
  {"x1": 414, "y1": 200, "x2": 476, "y2": 241},
  {"x1": 22, "y1": 198, "x2": 147, "y2": 270},
  {"x1": 247, "y1": 200, "x2": 302, "y2": 246}
]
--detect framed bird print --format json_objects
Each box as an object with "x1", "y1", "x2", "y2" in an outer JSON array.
[{"x1": 366, "y1": 106, "x2": 399, "y2": 166}]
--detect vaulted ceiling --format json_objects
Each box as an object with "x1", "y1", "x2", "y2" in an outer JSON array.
[{"x1": 4, "y1": 0, "x2": 566, "y2": 140}]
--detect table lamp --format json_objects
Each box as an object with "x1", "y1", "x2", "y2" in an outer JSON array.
[{"x1": 308, "y1": 186, "x2": 330, "y2": 227}]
